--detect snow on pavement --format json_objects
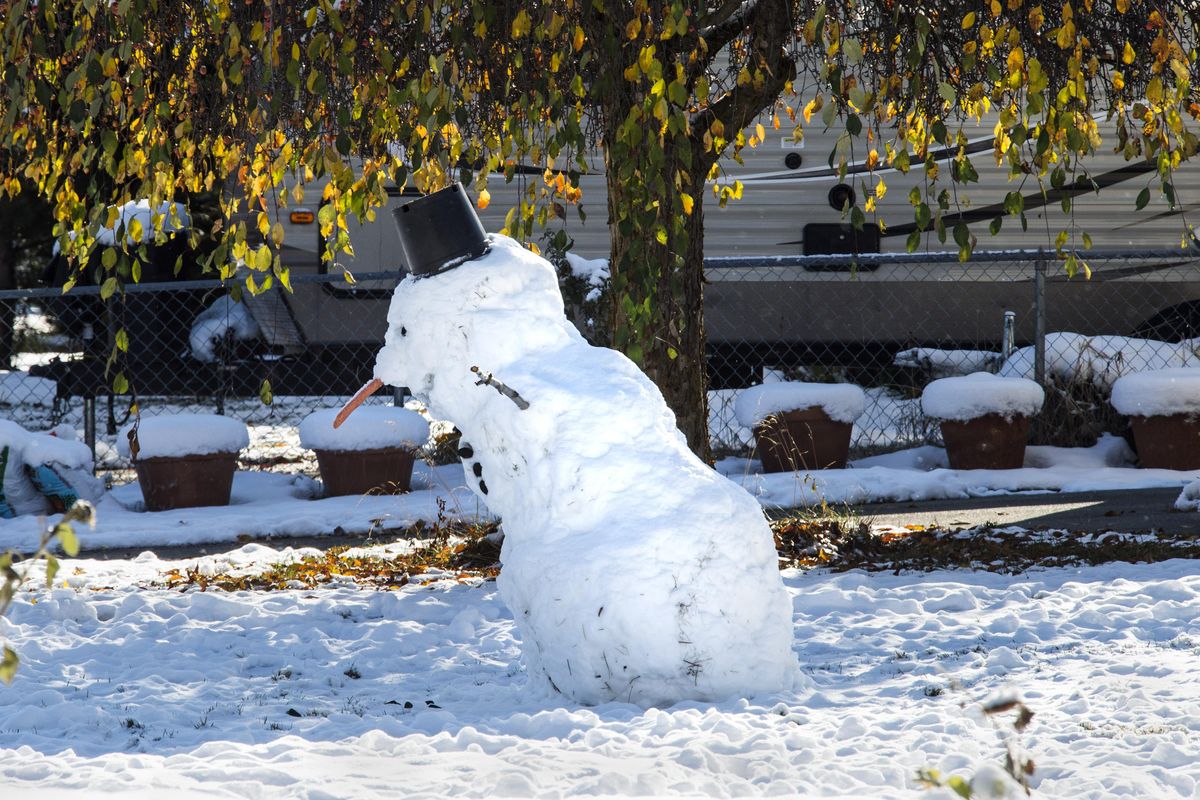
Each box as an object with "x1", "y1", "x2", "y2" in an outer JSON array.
[
  {"x1": 1, "y1": 550, "x2": 1198, "y2": 798},
  {"x1": 724, "y1": 434, "x2": 1200, "y2": 509},
  {"x1": 0, "y1": 463, "x2": 489, "y2": 554}
]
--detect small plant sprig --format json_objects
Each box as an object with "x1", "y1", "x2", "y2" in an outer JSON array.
[
  {"x1": 0, "y1": 501, "x2": 96, "y2": 683},
  {"x1": 917, "y1": 693, "x2": 1035, "y2": 798}
]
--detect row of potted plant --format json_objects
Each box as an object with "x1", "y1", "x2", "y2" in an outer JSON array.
[
  {"x1": 119, "y1": 407, "x2": 429, "y2": 511},
  {"x1": 740, "y1": 368, "x2": 1200, "y2": 473}
]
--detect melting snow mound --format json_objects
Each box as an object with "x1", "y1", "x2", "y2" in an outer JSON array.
[{"x1": 372, "y1": 234, "x2": 798, "y2": 706}]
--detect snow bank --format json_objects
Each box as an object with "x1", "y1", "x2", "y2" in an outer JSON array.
[
  {"x1": 1110, "y1": 368, "x2": 1200, "y2": 417},
  {"x1": 118, "y1": 415, "x2": 250, "y2": 459},
  {"x1": 734, "y1": 381, "x2": 866, "y2": 427},
  {"x1": 999, "y1": 331, "x2": 1200, "y2": 388},
  {"x1": 0, "y1": 370, "x2": 57, "y2": 407},
  {"x1": 0, "y1": 420, "x2": 102, "y2": 515},
  {"x1": 894, "y1": 347, "x2": 1003, "y2": 377},
  {"x1": 299, "y1": 406, "x2": 429, "y2": 452},
  {"x1": 372, "y1": 234, "x2": 798, "y2": 706},
  {"x1": 922, "y1": 373, "x2": 1044, "y2": 422},
  {"x1": 188, "y1": 296, "x2": 261, "y2": 362}
]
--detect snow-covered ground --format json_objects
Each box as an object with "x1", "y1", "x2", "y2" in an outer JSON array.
[{"x1": 2, "y1": 548, "x2": 1198, "y2": 798}]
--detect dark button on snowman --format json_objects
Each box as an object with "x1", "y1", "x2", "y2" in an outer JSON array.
[{"x1": 337, "y1": 184, "x2": 797, "y2": 706}]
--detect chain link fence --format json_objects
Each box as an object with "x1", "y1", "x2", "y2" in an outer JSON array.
[{"x1": 3, "y1": 248, "x2": 1200, "y2": 478}]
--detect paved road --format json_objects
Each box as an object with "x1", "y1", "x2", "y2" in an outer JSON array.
[{"x1": 856, "y1": 486, "x2": 1200, "y2": 534}]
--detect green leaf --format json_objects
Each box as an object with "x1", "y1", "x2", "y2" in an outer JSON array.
[
  {"x1": 45, "y1": 554, "x2": 59, "y2": 586},
  {"x1": 989, "y1": 216, "x2": 1003, "y2": 235},
  {"x1": 259, "y1": 379, "x2": 274, "y2": 406},
  {"x1": 113, "y1": 373, "x2": 129, "y2": 394},
  {"x1": 1136, "y1": 187, "x2": 1150, "y2": 210},
  {"x1": 101, "y1": 248, "x2": 117, "y2": 269},
  {"x1": 905, "y1": 230, "x2": 921, "y2": 253},
  {"x1": 843, "y1": 38, "x2": 863, "y2": 64},
  {"x1": 115, "y1": 328, "x2": 128, "y2": 352}
]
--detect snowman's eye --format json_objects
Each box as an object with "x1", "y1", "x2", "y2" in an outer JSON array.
[{"x1": 400, "y1": 326, "x2": 407, "y2": 337}]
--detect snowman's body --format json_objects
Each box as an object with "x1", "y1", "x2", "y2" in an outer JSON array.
[{"x1": 373, "y1": 235, "x2": 797, "y2": 705}]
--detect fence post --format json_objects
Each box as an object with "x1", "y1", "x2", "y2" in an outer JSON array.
[
  {"x1": 83, "y1": 395, "x2": 97, "y2": 467},
  {"x1": 1002, "y1": 310, "x2": 1016, "y2": 360},
  {"x1": 1034, "y1": 248, "x2": 1047, "y2": 387}
]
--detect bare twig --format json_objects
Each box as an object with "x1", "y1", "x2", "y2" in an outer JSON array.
[{"x1": 470, "y1": 366, "x2": 530, "y2": 410}]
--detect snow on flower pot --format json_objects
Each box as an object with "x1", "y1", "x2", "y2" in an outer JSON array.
[
  {"x1": 118, "y1": 414, "x2": 248, "y2": 511},
  {"x1": 1111, "y1": 368, "x2": 1200, "y2": 470},
  {"x1": 299, "y1": 406, "x2": 429, "y2": 497},
  {"x1": 922, "y1": 373, "x2": 1044, "y2": 470},
  {"x1": 735, "y1": 382, "x2": 866, "y2": 472}
]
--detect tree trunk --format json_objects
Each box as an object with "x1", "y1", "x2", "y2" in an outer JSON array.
[{"x1": 601, "y1": 121, "x2": 713, "y2": 462}]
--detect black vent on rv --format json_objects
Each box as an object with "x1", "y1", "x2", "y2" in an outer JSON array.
[{"x1": 802, "y1": 223, "x2": 881, "y2": 261}]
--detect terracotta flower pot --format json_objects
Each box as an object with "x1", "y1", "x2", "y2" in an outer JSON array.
[
  {"x1": 754, "y1": 407, "x2": 854, "y2": 473},
  {"x1": 1126, "y1": 414, "x2": 1200, "y2": 470},
  {"x1": 134, "y1": 452, "x2": 239, "y2": 511},
  {"x1": 314, "y1": 447, "x2": 417, "y2": 497},
  {"x1": 938, "y1": 413, "x2": 1031, "y2": 470}
]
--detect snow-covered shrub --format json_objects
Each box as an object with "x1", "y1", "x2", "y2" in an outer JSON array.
[{"x1": 544, "y1": 243, "x2": 611, "y2": 346}]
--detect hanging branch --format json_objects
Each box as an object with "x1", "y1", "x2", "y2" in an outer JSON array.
[{"x1": 470, "y1": 366, "x2": 530, "y2": 410}]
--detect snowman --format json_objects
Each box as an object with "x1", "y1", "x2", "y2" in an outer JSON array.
[{"x1": 337, "y1": 185, "x2": 797, "y2": 706}]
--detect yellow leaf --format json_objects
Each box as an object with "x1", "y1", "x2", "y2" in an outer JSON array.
[
  {"x1": 1122, "y1": 41, "x2": 1135, "y2": 64},
  {"x1": 990, "y1": 0, "x2": 1001, "y2": 17},
  {"x1": 626, "y1": 18, "x2": 641, "y2": 40},
  {"x1": 257, "y1": 212, "x2": 270, "y2": 238},
  {"x1": 756, "y1": 122, "x2": 766, "y2": 142},
  {"x1": 1147, "y1": 76, "x2": 1163, "y2": 105},
  {"x1": 962, "y1": 11, "x2": 976, "y2": 28},
  {"x1": 128, "y1": 217, "x2": 143, "y2": 243},
  {"x1": 271, "y1": 222, "x2": 284, "y2": 247},
  {"x1": 573, "y1": 26, "x2": 585, "y2": 51},
  {"x1": 1116, "y1": 0, "x2": 1128, "y2": 11},
  {"x1": 511, "y1": 10, "x2": 531, "y2": 38},
  {"x1": 1007, "y1": 47, "x2": 1024, "y2": 76},
  {"x1": 681, "y1": 193, "x2": 694, "y2": 215},
  {"x1": 477, "y1": 188, "x2": 491, "y2": 210}
]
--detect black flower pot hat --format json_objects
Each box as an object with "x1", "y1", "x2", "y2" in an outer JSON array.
[{"x1": 392, "y1": 183, "x2": 490, "y2": 277}]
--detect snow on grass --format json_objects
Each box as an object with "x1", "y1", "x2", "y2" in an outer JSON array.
[{"x1": 1, "y1": 551, "x2": 1198, "y2": 798}]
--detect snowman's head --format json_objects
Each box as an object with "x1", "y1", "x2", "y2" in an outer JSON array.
[{"x1": 335, "y1": 234, "x2": 574, "y2": 427}]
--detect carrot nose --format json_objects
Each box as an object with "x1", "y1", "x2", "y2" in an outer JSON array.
[{"x1": 333, "y1": 378, "x2": 383, "y2": 428}]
